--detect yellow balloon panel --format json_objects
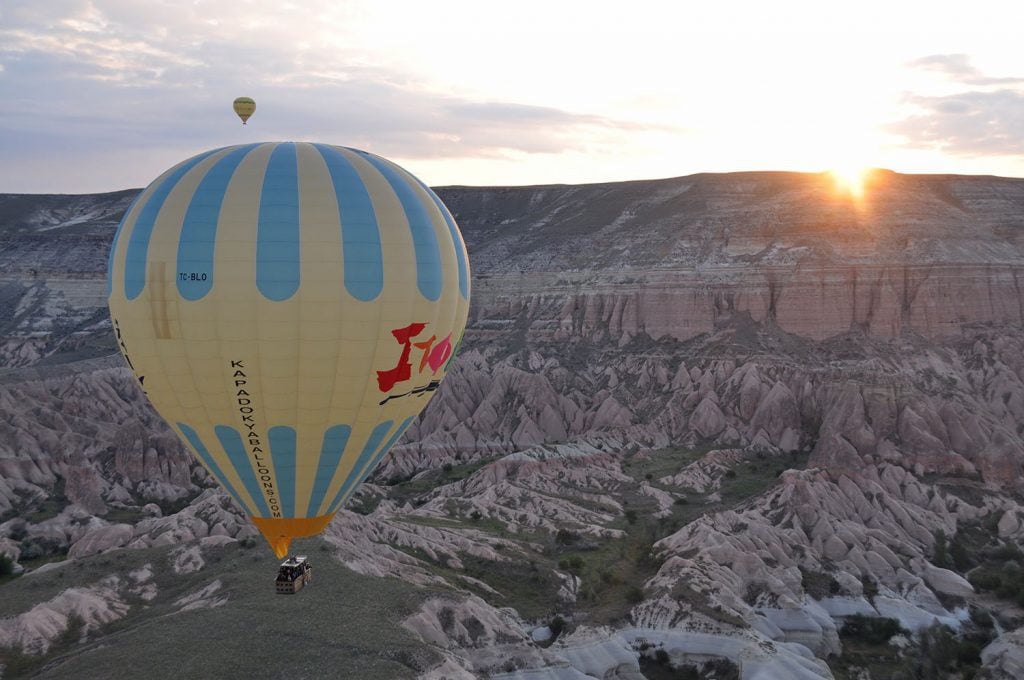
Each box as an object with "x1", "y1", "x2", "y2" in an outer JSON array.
[{"x1": 108, "y1": 142, "x2": 470, "y2": 554}]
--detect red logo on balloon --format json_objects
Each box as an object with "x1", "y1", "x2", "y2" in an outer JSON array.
[{"x1": 377, "y1": 323, "x2": 453, "y2": 394}]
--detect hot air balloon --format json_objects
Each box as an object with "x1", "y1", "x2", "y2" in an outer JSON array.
[
  {"x1": 107, "y1": 142, "x2": 470, "y2": 558},
  {"x1": 233, "y1": 97, "x2": 256, "y2": 124}
]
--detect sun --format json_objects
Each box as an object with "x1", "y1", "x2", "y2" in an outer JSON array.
[{"x1": 829, "y1": 165, "x2": 870, "y2": 198}]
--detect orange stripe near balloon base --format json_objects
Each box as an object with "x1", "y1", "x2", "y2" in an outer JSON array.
[{"x1": 251, "y1": 514, "x2": 336, "y2": 558}]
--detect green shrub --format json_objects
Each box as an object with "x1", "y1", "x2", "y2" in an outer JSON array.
[
  {"x1": 549, "y1": 615, "x2": 566, "y2": 638},
  {"x1": 969, "y1": 607, "x2": 994, "y2": 630},
  {"x1": 800, "y1": 567, "x2": 841, "y2": 599},
  {"x1": 969, "y1": 562, "x2": 1024, "y2": 606},
  {"x1": 956, "y1": 640, "x2": 983, "y2": 666},
  {"x1": 841, "y1": 615, "x2": 905, "y2": 644},
  {"x1": 910, "y1": 622, "x2": 964, "y2": 677},
  {"x1": 950, "y1": 533, "x2": 972, "y2": 571},
  {"x1": 744, "y1": 581, "x2": 768, "y2": 605},
  {"x1": 626, "y1": 586, "x2": 645, "y2": 603},
  {"x1": 17, "y1": 536, "x2": 65, "y2": 561},
  {"x1": 862, "y1": 575, "x2": 879, "y2": 601},
  {"x1": 555, "y1": 529, "x2": 580, "y2": 545},
  {"x1": 968, "y1": 567, "x2": 1002, "y2": 591},
  {"x1": 437, "y1": 607, "x2": 455, "y2": 632},
  {"x1": 933, "y1": 530, "x2": 950, "y2": 569},
  {"x1": 991, "y1": 542, "x2": 1024, "y2": 561}
]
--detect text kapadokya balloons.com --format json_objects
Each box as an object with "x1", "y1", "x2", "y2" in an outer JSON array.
[
  {"x1": 107, "y1": 142, "x2": 471, "y2": 557},
  {"x1": 233, "y1": 97, "x2": 255, "y2": 124}
]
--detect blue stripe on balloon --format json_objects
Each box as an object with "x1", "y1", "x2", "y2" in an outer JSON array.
[
  {"x1": 107, "y1": 190, "x2": 145, "y2": 296},
  {"x1": 124, "y1": 148, "x2": 222, "y2": 300},
  {"x1": 307, "y1": 424, "x2": 352, "y2": 517},
  {"x1": 268, "y1": 425, "x2": 296, "y2": 518},
  {"x1": 330, "y1": 416, "x2": 415, "y2": 513},
  {"x1": 325, "y1": 420, "x2": 394, "y2": 514},
  {"x1": 352, "y1": 415, "x2": 415, "y2": 493},
  {"x1": 214, "y1": 425, "x2": 272, "y2": 516},
  {"x1": 177, "y1": 422, "x2": 252, "y2": 514},
  {"x1": 353, "y1": 150, "x2": 442, "y2": 301},
  {"x1": 414, "y1": 180, "x2": 469, "y2": 300},
  {"x1": 312, "y1": 144, "x2": 384, "y2": 302},
  {"x1": 177, "y1": 144, "x2": 258, "y2": 301},
  {"x1": 257, "y1": 143, "x2": 301, "y2": 301},
  {"x1": 327, "y1": 416, "x2": 415, "y2": 513}
]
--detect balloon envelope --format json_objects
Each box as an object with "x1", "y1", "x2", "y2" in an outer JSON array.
[
  {"x1": 107, "y1": 142, "x2": 470, "y2": 556},
  {"x1": 233, "y1": 97, "x2": 255, "y2": 124}
]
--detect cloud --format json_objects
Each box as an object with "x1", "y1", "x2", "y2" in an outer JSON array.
[
  {"x1": 890, "y1": 55, "x2": 1024, "y2": 157},
  {"x1": 908, "y1": 53, "x2": 1024, "y2": 86},
  {"x1": 0, "y1": 0, "x2": 661, "y2": 191},
  {"x1": 889, "y1": 90, "x2": 1024, "y2": 156}
]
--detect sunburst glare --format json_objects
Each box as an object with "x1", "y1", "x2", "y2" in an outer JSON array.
[{"x1": 829, "y1": 165, "x2": 871, "y2": 199}]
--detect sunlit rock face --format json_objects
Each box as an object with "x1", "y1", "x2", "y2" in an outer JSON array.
[
  {"x1": 0, "y1": 172, "x2": 1023, "y2": 678},
  {"x1": 439, "y1": 171, "x2": 1024, "y2": 342}
]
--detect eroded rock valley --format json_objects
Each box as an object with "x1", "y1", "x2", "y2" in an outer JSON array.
[{"x1": 1, "y1": 171, "x2": 1024, "y2": 679}]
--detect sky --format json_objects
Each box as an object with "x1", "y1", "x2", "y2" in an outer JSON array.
[{"x1": 1, "y1": 0, "x2": 1024, "y2": 194}]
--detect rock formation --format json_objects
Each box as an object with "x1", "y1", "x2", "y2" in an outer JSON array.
[{"x1": 1, "y1": 171, "x2": 1023, "y2": 678}]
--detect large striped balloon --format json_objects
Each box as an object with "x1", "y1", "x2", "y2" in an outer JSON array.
[{"x1": 108, "y1": 142, "x2": 470, "y2": 557}]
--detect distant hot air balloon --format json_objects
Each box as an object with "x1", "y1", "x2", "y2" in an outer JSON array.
[
  {"x1": 108, "y1": 142, "x2": 470, "y2": 558},
  {"x1": 233, "y1": 97, "x2": 256, "y2": 124}
]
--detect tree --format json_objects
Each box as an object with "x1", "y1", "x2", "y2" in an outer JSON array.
[
  {"x1": 933, "y1": 529, "x2": 950, "y2": 569},
  {"x1": 950, "y1": 533, "x2": 971, "y2": 571}
]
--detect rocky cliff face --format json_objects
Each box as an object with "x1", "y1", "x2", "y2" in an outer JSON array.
[
  {"x1": 0, "y1": 360, "x2": 198, "y2": 519},
  {"x1": 3, "y1": 172, "x2": 1024, "y2": 369},
  {"x1": 443, "y1": 172, "x2": 1024, "y2": 343},
  {"x1": 0, "y1": 191, "x2": 133, "y2": 370},
  {"x1": 1, "y1": 172, "x2": 1023, "y2": 679}
]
